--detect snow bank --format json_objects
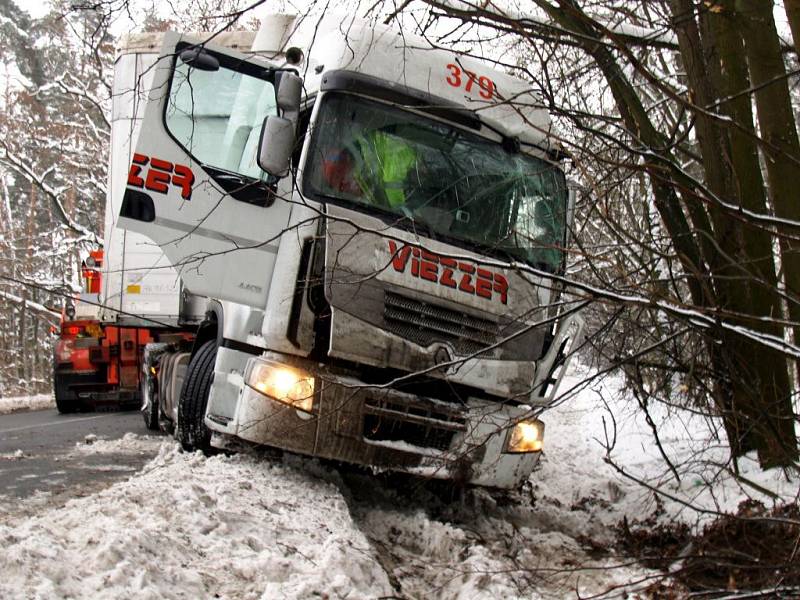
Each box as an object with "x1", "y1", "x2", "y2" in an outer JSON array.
[
  {"x1": 0, "y1": 393, "x2": 54, "y2": 414},
  {"x1": 71, "y1": 432, "x2": 164, "y2": 455},
  {"x1": 0, "y1": 426, "x2": 651, "y2": 600},
  {"x1": 348, "y1": 485, "x2": 648, "y2": 599},
  {"x1": 328, "y1": 370, "x2": 672, "y2": 598},
  {"x1": 0, "y1": 443, "x2": 392, "y2": 600}
]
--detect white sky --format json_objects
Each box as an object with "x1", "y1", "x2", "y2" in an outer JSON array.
[
  {"x1": 11, "y1": 0, "x2": 302, "y2": 35},
  {"x1": 12, "y1": 0, "x2": 49, "y2": 18}
]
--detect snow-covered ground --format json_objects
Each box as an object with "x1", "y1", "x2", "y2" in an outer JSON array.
[
  {"x1": 555, "y1": 372, "x2": 798, "y2": 521},
  {"x1": 0, "y1": 393, "x2": 54, "y2": 415},
  {"x1": 0, "y1": 369, "x2": 795, "y2": 599}
]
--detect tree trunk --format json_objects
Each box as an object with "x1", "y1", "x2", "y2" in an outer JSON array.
[
  {"x1": 736, "y1": 0, "x2": 800, "y2": 341},
  {"x1": 669, "y1": 0, "x2": 758, "y2": 456},
  {"x1": 733, "y1": 0, "x2": 800, "y2": 466},
  {"x1": 668, "y1": 0, "x2": 796, "y2": 466},
  {"x1": 17, "y1": 300, "x2": 26, "y2": 382},
  {"x1": 702, "y1": 1, "x2": 795, "y2": 463}
]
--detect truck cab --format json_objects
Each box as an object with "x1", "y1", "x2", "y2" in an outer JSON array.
[{"x1": 119, "y1": 15, "x2": 583, "y2": 488}]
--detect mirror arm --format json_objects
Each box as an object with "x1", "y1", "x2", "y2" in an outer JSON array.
[{"x1": 264, "y1": 67, "x2": 301, "y2": 77}]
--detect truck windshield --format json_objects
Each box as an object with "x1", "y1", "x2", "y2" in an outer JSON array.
[{"x1": 304, "y1": 93, "x2": 568, "y2": 272}]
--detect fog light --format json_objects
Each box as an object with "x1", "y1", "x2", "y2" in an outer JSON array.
[
  {"x1": 505, "y1": 419, "x2": 545, "y2": 453},
  {"x1": 246, "y1": 360, "x2": 315, "y2": 413}
]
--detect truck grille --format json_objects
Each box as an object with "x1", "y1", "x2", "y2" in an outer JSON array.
[
  {"x1": 383, "y1": 291, "x2": 499, "y2": 356},
  {"x1": 363, "y1": 396, "x2": 466, "y2": 452}
]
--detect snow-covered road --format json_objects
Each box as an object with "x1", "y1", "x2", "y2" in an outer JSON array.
[{"x1": 0, "y1": 371, "x2": 793, "y2": 599}]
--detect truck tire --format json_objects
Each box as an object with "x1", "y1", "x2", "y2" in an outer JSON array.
[
  {"x1": 141, "y1": 343, "x2": 169, "y2": 431},
  {"x1": 176, "y1": 340, "x2": 217, "y2": 452},
  {"x1": 54, "y1": 373, "x2": 80, "y2": 414},
  {"x1": 141, "y1": 369, "x2": 159, "y2": 430}
]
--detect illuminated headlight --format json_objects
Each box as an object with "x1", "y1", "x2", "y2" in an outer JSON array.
[
  {"x1": 505, "y1": 419, "x2": 545, "y2": 453},
  {"x1": 246, "y1": 360, "x2": 315, "y2": 413}
]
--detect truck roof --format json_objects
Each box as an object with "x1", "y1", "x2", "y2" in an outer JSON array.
[
  {"x1": 117, "y1": 17, "x2": 557, "y2": 152},
  {"x1": 116, "y1": 31, "x2": 259, "y2": 57},
  {"x1": 290, "y1": 16, "x2": 556, "y2": 151}
]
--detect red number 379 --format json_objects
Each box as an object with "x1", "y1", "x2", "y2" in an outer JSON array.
[{"x1": 445, "y1": 64, "x2": 495, "y2": 99}]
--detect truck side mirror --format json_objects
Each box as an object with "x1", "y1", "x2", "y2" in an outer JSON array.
[
  {"x1": 277, "y1": 73, "x2": 302, "y2": 114},
  {"x1": 179, "y1": 47, "x2": 219, "y2": 72},
  {"x1": 257, "y1": 116, "x2": 294, "y2": 177}
]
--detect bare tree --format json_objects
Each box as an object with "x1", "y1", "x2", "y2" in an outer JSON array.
[{"x1": 0, "y1": 2, "x2": 113, "y2": 394}]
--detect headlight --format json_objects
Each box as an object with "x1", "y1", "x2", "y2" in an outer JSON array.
[
  {"x1": 246, "y1": 360, "x2": 315, "y2": 413},
  {"x1": 505, "y1": 419, "x2": 545, "y2": 453}
]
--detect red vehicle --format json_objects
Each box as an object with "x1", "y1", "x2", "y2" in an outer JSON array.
[{"x1": 53, "y1": 249, "x2": 196, "y2": 413}]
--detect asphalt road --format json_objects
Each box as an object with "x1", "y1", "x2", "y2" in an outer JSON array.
[{"x1": 0, "y1": 408, "x2": 165, "y2": 501}]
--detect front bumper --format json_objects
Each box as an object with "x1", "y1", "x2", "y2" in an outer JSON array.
[{"x1": 207, "y1": 354, "x2": 541, "y2": 489}]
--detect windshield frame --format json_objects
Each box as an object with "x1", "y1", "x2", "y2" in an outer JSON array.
[{"x1": 301, "y1": 90, "x2": 569, "y2": 273}]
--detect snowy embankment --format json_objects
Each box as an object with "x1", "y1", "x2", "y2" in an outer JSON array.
[
  {"x1": 0, "y1": 369, "x2": 795, "y2": 598},
  {"x1": 0, "y1": 393, "x2": 54, "y2": 415}
]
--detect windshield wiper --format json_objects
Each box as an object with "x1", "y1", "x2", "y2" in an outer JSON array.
[{"x1": 203, "y1": 165, "x2": 274, "y2": 205}]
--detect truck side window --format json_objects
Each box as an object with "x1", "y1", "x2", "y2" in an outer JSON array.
[{"x1": 164, "y1": 45, "x2": 278, "y2": 205}]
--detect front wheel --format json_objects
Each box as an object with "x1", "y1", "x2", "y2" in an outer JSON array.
[{"x1": 176, "y1": 340, "x2": 217, "y2": 452}]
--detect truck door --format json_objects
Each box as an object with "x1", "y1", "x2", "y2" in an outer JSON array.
[{"x1": 118, "y1": 32, "x2": 291, "y2": 308}]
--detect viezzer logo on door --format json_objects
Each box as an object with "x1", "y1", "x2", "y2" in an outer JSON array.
[
  {"x1": 388, "y1": 241, "x2": 508, "y2": 304},
  {"x1": 127, "y1": 154, "x2": 195, "y2": 200}
]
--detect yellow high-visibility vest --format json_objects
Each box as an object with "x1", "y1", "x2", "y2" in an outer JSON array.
[{"x1": 353, "y1": 131, "x2": 416, "y2": 207}]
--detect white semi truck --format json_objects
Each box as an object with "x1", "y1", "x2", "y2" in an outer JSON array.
[{"x1": 120, "y1": 15, "x2": 584, "y2": 488}]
